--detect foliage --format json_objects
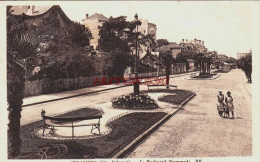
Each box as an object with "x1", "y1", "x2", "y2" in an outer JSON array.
[
  {"x1": 111, "y1": 94, "x2": 159, "y2": 110},
  {"x1": 97, "y1": 16, "x2": 136, "y2": 53},
  {"x1": 7, "y1": 7, "x2": 39, "y2": 158},
  {"x1": 66, "y1": 53, "x2": 96, "y2": 78},
  {"x1": 158, "y1": 50, "x2": 175, "y2": 70},
  {"x1": 175, "y1": 52, "x2": 191, "y2": 63},
  {"x1": 98, "y1": 16, "x2": 138, "y2": 77},
  {"x1": 139, "y1": 33, "x2": 156, "y2": 51},
  {"x1": 225, "y1": 57, "x2": 237, "y2": 63},
  {"x1": 67, "y1": 22, "x2": 93, "y2": 47},
  {"x1": 158, "y1": 89, "x2": 194, "y2": 105},
  {"x1": 156, "y1": 39, "x2": 170, "y2": 48},
  {"x1": 158, "y1": 50, "x2": 175, "y2": 86},
  {"x1": 29, "y1": 12, "x2": 94, "y2": 80},
  {"x1": 237, "y1": 55, "x2": 252, "y2": 83},
  {"x1": 101, "y1": 50, "x2": 133, "y2": 78}
]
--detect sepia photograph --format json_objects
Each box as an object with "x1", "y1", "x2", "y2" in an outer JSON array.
[{"x1": 1, "y1": 1, "x2": 259, "y2": 161}]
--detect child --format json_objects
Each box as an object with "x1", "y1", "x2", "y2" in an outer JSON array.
[{"x1": 225, "y1": 91, "x2": 234, "y2": 119}]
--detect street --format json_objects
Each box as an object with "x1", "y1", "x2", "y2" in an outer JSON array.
[
  {"x1": 20, "y1": 69, "x2": 252, "y2": 157},
  {"x1": 128, "y1": 69, "x2": 252, "y2": 157}
]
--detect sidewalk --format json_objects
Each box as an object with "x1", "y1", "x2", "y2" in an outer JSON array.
[
  {"x1": 240, "y1": 70, "x2": 252, "y2": 96},
  {"x1": 244, "y1": 82, "x2": 252, "y2": 96},
  {"x1": 22, "y1": 71, "x2": 197, "y2": 107}
]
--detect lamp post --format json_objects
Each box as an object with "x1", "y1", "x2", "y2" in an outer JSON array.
[{"x1": 133, "y1": 13, "x2": 140, "y2": 95}]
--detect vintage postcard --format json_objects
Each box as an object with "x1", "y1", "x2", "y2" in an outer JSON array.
[{"x1": 0, "y1": 1, "x2": 259, "y2": 162}]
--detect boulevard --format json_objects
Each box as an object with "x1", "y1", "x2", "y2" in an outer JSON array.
[{"x1": 20, "y1": 69, "x2": 252, "y2": 157}]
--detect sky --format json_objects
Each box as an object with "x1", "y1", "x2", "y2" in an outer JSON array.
[{"x1": 59, "y1": 1, "x2": 257, "y2": 58}]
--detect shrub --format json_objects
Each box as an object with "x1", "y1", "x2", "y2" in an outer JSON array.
[{"x1": 111, "y1": 94, "x2": 159, "y2": 110}]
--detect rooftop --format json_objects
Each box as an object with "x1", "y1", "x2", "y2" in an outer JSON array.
[{"x1": 84, "y1": 13, "x2": 108, "y2": 21}]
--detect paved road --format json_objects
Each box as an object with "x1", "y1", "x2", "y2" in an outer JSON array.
[{"x1": 128, "y1": 69, "x2": 252, "y2": 157}]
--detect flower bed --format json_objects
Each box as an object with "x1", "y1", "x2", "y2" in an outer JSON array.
[
  {"x1": 191, "y1": 73, "x2": 217, "y2": 78},
  {"x1": 18, "y1": 112, "x2": 167, "y2": 159},
  {"x1": 111, "y1": 94, "x2": 159, "y2": 110},
  {"x1": 158, "y1": 90, "x2": 194, "y2": 105}
]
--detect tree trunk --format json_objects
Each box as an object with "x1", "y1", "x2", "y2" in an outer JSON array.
[
  {"x1": 7, "y1": 72, "x2": 25, "y2": 158},
  {"x1": 166, "y1": 67, "x2": 170, "y2": 89}
]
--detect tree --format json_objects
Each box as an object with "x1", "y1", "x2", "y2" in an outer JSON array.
[
  {"x1": 97, "y1": 16, "x2": 136, "y2": 53},
  {"x1": 237, "y1": 55, "x2": 252, "y2": 83},
  {"x1": 67, "y1": 22, "x2": 93, "y2": 47},
  {"x1": 101, "y1": 49, "x2": 133, "y2": 78},
  {"x1": 156, "y1": 39, "x2": 169, "y2": 48},
  {"x1": 226, "y1": 57, "x2": 237, "y2": 64},
  {"x1": 30, "y1": 13, "x2": 94, "y2": 80},
  {"x1": 139, "y1": 34, "x2": 156, "y2": 51},
  {"x1": 7, "y1": 7, "x2": 39, "y2": 158},
  {"x1": 158, "y1": 50, "x2": 175, "y2": 88},
  {"x1": 97, "y1": 16, "x2": 136, "y2": 77}
]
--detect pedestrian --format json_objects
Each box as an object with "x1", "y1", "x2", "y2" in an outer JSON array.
[
  {"x1": 225, "y1": 91, "x2": 234, "y2": 119},
  {"x1": 217, "y1": 90, "x2": 225, "y2": 117}
]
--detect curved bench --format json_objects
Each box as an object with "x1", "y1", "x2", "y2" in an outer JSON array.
[{"x1": 41, "y1": 110, "x2": 102, "y2": 137}]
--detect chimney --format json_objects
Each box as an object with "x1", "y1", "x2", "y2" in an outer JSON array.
[
  {"x1": 27, "y1": 5, "x2": 36, "y2": 15},
  {"x1": 202, "y1": 41, "x2": 204, "y2": 45},
  {"x1": 86, "y1": 14, "x2": 89, "y2": 18},
  {"x1": 182, "y1": 39, "x2": 184, "y2": 43},
  {"x1": 199, "y1": 40, "x2": 201, "y2": 44},
  {"x1": 186, "y1": 39, "x2": 188, "y2": 42}
]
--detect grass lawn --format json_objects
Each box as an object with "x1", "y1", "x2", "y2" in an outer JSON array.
[
  {"x1": 140, "y1": 89, "x2": 194, "y2": 105},
  {"x1": 18, "y1": 110, "x2": 167, "y2": 159}
]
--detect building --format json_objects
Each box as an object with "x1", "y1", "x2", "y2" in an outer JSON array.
[
  {"x1": 138, "y1": 19, "x2": 157, "y2": 39},
  {"x1": 179, "y1": 38, "x2": 207, "y2": 53},
  {"x1": 218, "y1": 54, "x2": 229, "y2": 62},
  {"x1": 172, "y1": 63, "x2": 187, "y2": 74},
  {"x1": 219, "y1": 62, "x2": 231, "y2": 72},
  {"x1": 237, "y1": 50, "x2": 252, "y2": 59},
  {"x1": 155, "y1": 43, "x2": 182, "y2": 59},
  {"x1": 137, "y1": 19, "x2": 157, "y2": 57},
  {"x1": 10, "y1": 5, "x2": 51, "y2": 16},
  {"x1": 82, "y1": 13, "x2": 109, "y2": 50},
  {"x1": 187, "y1": 59, "x2": 195, "y2": 71},
  {"x1": 140, "y1": 51, "x2": 158, "y2": 73},
  {"x1": 11, "y1": 5, "x2": 72, "y2": 28}
]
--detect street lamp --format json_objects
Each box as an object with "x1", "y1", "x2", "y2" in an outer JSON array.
[{"x1": 133, "y1": 13, "x2": 141, "y2": 95}]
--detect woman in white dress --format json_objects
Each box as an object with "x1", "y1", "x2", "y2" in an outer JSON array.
[
  {"x1": 225, "y1": 91, "x2": 234, "y2": 119},
  {"x1": 217, "y1": 91, "x2": 225, "y2": 117}
]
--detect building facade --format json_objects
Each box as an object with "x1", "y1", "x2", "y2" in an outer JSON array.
[
  {"x1": 179, "y1": 38, "x2": 207, "y2": 53},
  {"x1": 218, "y1": 54, "x2": 229, "y2": 63},
  {"x1": 237, "y1": 50, "x2": 252, "y2": 59},
  {"x1": 138, "y1": 19, "x2": 157, "y2": 38},
  {"x1": 137, "y1": 19, "x2": 157, "y2": 57},
  {"x1": 155, "y1": 43, "x2": 182, "y2": 59},
  {"x1": 82, "y1": 13, "x2": 108, "y2": 50},
  {"x1": 187, "y1": 59, "x2": 195, "y2": 71}
]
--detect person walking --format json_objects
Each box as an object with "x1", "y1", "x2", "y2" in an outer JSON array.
[
  {"x1": 225, "y1": 91, "x2": 234, "y2": 119},
  {"x1": 217, "y1": 90, "x2": 225, "y2": 117}
]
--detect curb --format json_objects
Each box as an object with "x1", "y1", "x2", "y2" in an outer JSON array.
[
  {"x1": 22, "y1": 85, "x2": 128, "y2": 107},
  {"x1": 243, "y1": 83, "x2": 252, "y2": 97},
  {"x1": 22, "y1": 72, "x2": 195, "y2": 107},
  {"x1": 185, "y1": 74, "x2": 221, "y2": 80},
  {"x1": 110, "y1": 92, "x2": 196, "y2": 158}
]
